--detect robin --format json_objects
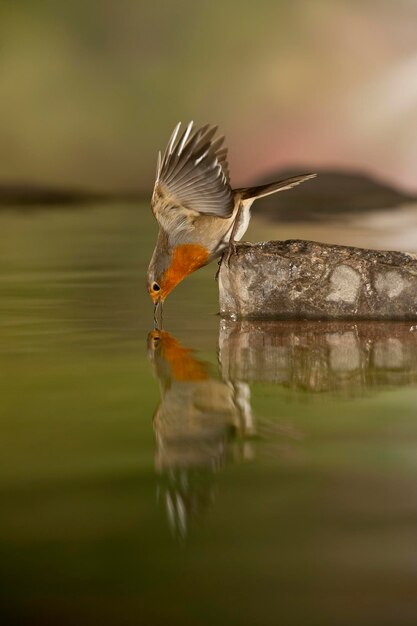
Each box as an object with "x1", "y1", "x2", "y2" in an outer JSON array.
[{"x1": 147, "y1": 121, "x2": 316, "y2": 322}]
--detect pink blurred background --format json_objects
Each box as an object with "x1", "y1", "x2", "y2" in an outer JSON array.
[{"x1": 0, "y1": 1, "x2": 416, "y2": 194}]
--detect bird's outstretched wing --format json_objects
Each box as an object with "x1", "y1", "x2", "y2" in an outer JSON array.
[{"x1": 151, "y1": 122, "x2": 234, "y2": 231}]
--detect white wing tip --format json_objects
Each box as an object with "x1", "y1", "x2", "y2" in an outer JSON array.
[
  {"x1": 167, "y1": 122, "x2": 182, "y2": 157},
  {"x1": 178, "y1": 121, "x2": 194, "y2": 156},
  {"x1": 195, "y1": 148, "x2": 208, "y2": 165},
  {"x1": 155, "y1": 151, "x2": 162, "y2": 182}
]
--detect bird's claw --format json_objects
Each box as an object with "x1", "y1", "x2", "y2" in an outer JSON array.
[
  {"x1": 214, "y1": 242, "x2": 237, "y2": 281},
  {"x1": 214, "y1": 256, "x2": 222, "y2": 281},
  {"x1": 224, "y1": 241, "x2": 237, "y2": 268}
]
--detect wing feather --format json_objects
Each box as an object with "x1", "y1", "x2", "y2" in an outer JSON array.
[{"x1": 152, "y1": 122, "x2": 234, "y2": 228}]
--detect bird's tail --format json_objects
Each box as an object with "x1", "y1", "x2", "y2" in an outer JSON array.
[{"x1": 237, "y1": 173, "x2": 316, "y2": 201}]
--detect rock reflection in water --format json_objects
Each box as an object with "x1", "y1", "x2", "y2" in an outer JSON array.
[
  {"x1": 147, "y1": 331, "x2": 255, "y2": 538},
  {"x1": 219, "y1": 320, "x2": 417, "y2": 392}
]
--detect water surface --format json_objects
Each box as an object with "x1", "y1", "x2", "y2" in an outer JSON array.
[{"x1": 1, "y1": 204, "x2": 417, "y2": 626}]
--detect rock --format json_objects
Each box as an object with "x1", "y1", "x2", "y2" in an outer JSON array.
[
  {"x1": 219, "y1": 240, "x2": 417, "y2": 320},
  {"x1": 219, "y1": 319, "x2": 417, "y2": 392}
]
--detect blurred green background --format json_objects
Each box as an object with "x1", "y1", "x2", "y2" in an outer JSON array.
[{"x1": 0, "y1": 0, "x2": 416, "y2": 194}]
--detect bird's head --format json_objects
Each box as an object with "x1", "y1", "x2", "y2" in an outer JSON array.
[
  {"x1": 146, "y1": 231, "x2": 174, "y2": 305},
  {"x1": 146, "y1": 253, "x2": 174, "y2": 305},
  {"x1": 147, "y1": 240, "x2": 210, "y2": 305}
]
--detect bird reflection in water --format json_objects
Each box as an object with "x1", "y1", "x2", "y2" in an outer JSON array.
[{"x1": 147, "y1": 330, "x2": 255, "y2": 539}]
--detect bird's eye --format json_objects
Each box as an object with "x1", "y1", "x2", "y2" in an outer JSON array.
[{"x1": 152, "y1": 282, "x2": 160, "y2": 292}]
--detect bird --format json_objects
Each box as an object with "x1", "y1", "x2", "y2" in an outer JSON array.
[{"x1": 147, "y1": 121, "x2": 316, "y2": 322}]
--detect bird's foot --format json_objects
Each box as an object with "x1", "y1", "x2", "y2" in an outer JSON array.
[
  {"x1": 224, "y1": 241, "x2": 237, "y2": 268},
  {"x1": 214, "y1": 254, "x2": 224, "y2": 281},
  {"x1": 214, "y1": 242, "x2": 237, "y2": 280}
]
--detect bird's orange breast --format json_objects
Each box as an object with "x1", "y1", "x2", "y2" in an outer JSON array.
[{"x1": 162, "y1": 244, "x2": 209, "y2": 296}]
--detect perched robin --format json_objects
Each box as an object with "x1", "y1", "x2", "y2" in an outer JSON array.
[{"x1": 147, "y1": 121, "x2": 316, "y2": 321}]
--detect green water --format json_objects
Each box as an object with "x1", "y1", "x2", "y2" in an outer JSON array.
[{"x1": 2, "y1": 205, "x2": 417, "y2": 626}]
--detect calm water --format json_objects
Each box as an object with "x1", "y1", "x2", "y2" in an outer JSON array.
[{"x1": 2, "y1": 204, "x2": 417, "y2": 626}]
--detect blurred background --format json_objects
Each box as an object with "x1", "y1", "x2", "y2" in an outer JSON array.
[{"x1": 1, "y1": 0, "x2": 416, "y2": 195}]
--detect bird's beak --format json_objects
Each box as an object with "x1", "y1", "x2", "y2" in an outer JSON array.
[{"x1": 153, "y1": 298, "x2": 163, "y2": 330}]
